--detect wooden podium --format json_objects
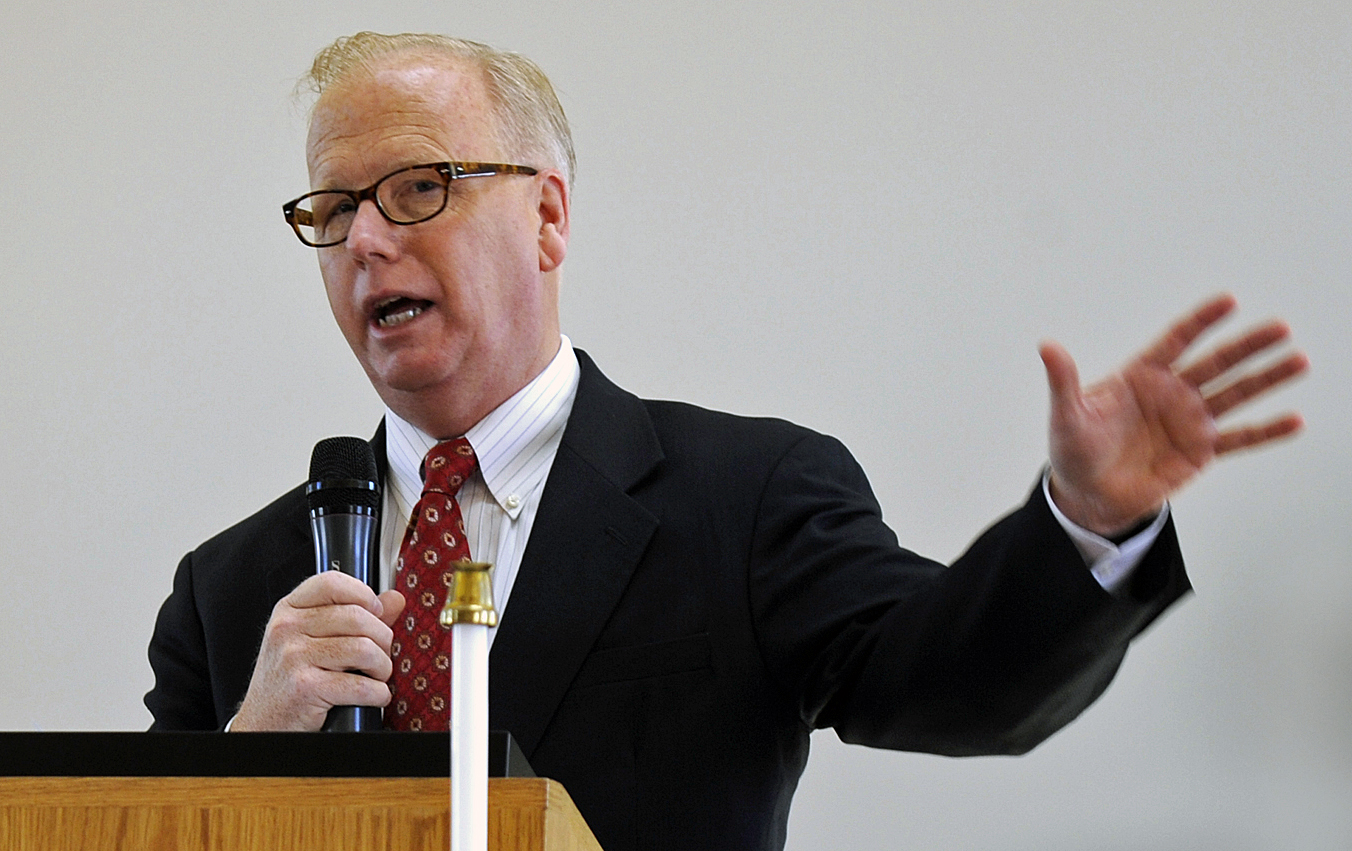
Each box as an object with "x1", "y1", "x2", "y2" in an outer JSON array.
[{"x1": 0, "y1": 733, "x2": 602, "y2": 851}]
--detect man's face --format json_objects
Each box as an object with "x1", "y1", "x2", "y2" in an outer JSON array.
[{"x1": 306, "y1": 58, "x2": 566, "y2": 436}]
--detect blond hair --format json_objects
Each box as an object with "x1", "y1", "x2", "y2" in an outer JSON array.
[{"x1": 300, "y1": 32, "x2": 575, "y2": 187}]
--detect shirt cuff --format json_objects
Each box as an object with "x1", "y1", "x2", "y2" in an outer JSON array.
[{"x1": 1041, "y1": 471, "x2": 1170, "y2": 594}]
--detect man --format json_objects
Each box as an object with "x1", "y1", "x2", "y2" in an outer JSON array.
[{"x1": 145, "y1": 32, "x2": 1308, "y2": 851}]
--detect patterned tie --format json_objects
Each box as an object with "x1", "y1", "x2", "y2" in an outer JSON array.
[{"x1": 387, "y1": 437, "x2": 478, "y2": 731}]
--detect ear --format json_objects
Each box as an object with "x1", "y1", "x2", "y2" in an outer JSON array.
[{"x1": 536, "y1": 170, "x2": 570, "y2": 273}]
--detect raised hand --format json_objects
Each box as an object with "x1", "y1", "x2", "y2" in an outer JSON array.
[
  {"x1": 1040, "y1": 294, "x2": 1308, "y2": 538},
  {"x1": 231, "y1": 571, "x2": 407, "y2": 732}
]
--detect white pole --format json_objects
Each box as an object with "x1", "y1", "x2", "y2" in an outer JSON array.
[
  {"x1": 451, "y1": 622, "x2": 489, "y2": 851},
  {"x1": 441, "y1": 561, "x2": 496, "y2": 851}
]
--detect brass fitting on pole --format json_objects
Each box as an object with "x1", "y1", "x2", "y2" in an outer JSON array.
[{"x1": 440, "y1": 560, "x2": 498, "y2": 628}]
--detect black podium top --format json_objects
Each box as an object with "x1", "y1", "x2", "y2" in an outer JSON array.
[{"x1": 0, "y1": 731, "x2": 533, "y2": 778}]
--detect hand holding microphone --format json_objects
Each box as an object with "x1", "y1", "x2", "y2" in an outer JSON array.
[{"x1": 230, "y1": 438, "x2": 405, "y2": 733}]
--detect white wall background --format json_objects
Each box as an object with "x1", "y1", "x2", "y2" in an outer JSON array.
[{"x1": 1, "y1": 2, "x2": 1347, "y2": 849}]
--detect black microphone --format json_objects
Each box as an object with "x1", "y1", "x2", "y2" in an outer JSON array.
[{"x1": 306, "y1": 436, "x2": 382, "y2": 732}]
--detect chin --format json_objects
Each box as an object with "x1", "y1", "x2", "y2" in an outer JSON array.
[{"x1": 364, "y1": 350, "x2": 462, "y2": 397}]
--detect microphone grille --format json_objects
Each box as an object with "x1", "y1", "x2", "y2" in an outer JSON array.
[{"x1": 307, "y1": 436, "x2": 380, "y2": 512}]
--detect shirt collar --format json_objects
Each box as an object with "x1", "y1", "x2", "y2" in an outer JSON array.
[{"x1": 383, "y1": 336, "x2": 580, "y2": 519}]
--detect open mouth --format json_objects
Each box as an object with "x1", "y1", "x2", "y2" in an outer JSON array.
[{"x1": 373, "y1": 296, "x2": 433, "y2": 329}]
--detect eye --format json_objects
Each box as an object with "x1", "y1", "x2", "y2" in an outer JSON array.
[
  {"x1": 310, "y1": 194, "x2": 356, "y2": 226},
  {"x1": 381, "y1": 169, "x2": 448, "y2": 221},
  {"x1": 331, "y1": 197, "x2": 359, "y2": 218},
  {"x1": 387, "y1": 173, "x2": 444, "y2": 200},
  {"x1": 304, "y1": 193, "x2": 359, "y2": 242}
]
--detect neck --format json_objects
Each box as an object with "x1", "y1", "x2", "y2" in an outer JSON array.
[{"x1": 383, "y1": 336, "x2": 563, "y2": 439}]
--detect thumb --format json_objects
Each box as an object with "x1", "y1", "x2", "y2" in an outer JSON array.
[
  {"x1": 1039, "y1": 339, "x2": 1082, "y2": 412},
  {"x1": 376, "y1": 589, "x2": 407, "y2": 628}
]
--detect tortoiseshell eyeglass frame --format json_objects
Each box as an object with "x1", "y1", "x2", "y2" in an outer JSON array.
[{"x1": 282, "y1": 161, "x2": 539, "y2": 247}]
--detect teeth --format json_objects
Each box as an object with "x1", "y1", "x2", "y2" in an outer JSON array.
[{"x1": 377, "y1": 304, "x2": 424, "y2": 327}]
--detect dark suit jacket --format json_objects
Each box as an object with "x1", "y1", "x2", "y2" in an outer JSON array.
[{"x1": 146, "y1": 350, "x2": 1190, "y2": 851}]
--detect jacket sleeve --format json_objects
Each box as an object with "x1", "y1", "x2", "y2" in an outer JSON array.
[
  {"x1": 748, "y1": 431, "x2": 1190, "y2": 756},
  {"x1": 145, "y1": 550, "x2": 222, "y2": 730},
  {"x1": 144, "y1": 485, "x2": 313, "y2": 731}
]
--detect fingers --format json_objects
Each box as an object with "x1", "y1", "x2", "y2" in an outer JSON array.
[
  {"x1": 232, "y1": 577, "x2": 405, "y2": 731},
  {"x1": 1203, "y1": 350, "x2": 1310, "y2": 418},
  {"x1": 1137, "y1": 295, "x2": 1308, "y2": 428},
  {"x1": 305, "y1": 669, "x2": 393, "y2": 711},
  {"x1": 287, "y1": 570, "x2": 384, "y2": 616},
  {"x1": 1138, "y1": 292, "x2": 1238, "y2": 367},
  {"x1": 234, "y1": 667, "x2": 391, "y2": 732},
  {"x1": 1215, "y1": 413, "x2": 1305, "y2": 455},
  {"x1": 289, "y1": 602, "x2": 395, "y2": 658},
  {"x1": 278, "y1": 573, "x2": 396, "y2": 657},
  {"x1": 301, "y1": 634, "x2": 396, "y2": 680},
  {"x1": 1177, "y1": 319, "x2": 1293, "y2": 387}
]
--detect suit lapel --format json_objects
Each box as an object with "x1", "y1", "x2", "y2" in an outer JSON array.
[{"x1": 488, "y1": 352, "x2": 662, "y2": 757}]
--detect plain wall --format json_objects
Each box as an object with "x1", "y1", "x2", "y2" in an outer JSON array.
[{"x1": 1, "y1": 2, "x2": 1347, "y2": 848}]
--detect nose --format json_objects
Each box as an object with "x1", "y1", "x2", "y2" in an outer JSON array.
[{"x1": 343, "y1": 199, "x2": 401, "y2": 262}]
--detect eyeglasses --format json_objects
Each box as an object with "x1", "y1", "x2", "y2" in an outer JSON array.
[{"x1": 282, "y1": 161, "x2": 539, "y2": 247}]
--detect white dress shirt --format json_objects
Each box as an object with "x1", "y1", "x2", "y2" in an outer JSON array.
[
  {"x1": 380, "y1": 336, "x2": 581, "y2": 650},
  {"x1": 1043, "y1": 474, "x2": 1168, "y2": 593}
]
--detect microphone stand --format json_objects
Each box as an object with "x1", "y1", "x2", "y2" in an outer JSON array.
[{"x1": 441, "y1": 561, "x2": 496, "y2": 851}]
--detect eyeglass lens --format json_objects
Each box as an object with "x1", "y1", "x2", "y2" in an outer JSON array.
[{"x1": 294, "y1": 166, "x2": 449, "y2": 245}]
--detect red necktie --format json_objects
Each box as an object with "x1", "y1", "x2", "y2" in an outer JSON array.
[{"x1": 386, "y1": 437, "x2": 478, "y2": 731}]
